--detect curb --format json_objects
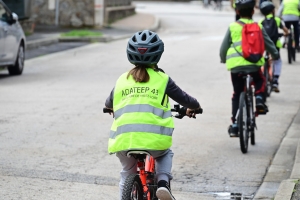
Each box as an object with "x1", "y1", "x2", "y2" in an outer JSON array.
[
  {"x1": 26, "y1": 37, "x2": 59, "y2": 50},
  {"x1": 58, "y1": 36, "x2": 113, "y2": 43},
  {"x1": 254, "y1": 107, "x2": 300, "y2": 200},
  {"x1": 25, "y1": 16, "x2": 160, "y2": 50},
  {"x1": 274, "y1": 179, "x2": 298, "y2": 200}
]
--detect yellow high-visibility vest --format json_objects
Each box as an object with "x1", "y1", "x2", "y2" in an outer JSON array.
[
  {"x1": 226, "y1": 18, "x2": 265, "y2": 70},
  {"x1": 108, "y1": 67, "x2": 174, "y2": 154}
]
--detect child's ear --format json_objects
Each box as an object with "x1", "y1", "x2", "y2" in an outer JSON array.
[
  {"x1": 252, "y1": 9, "x2": 254, "y2": 15},
  {"x1": 236, "y1": 10, "x2": 240, "y2": 15}
]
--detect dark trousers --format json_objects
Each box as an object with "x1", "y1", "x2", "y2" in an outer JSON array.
[
  {"x1": 235, "y1": 9, "x2": 240, "y2": 21},
  {"x1": 230, "y1": 70, "x2": 266, "y2": 123},
  {"x1": 284, "y1": 20, "x2": 299, "y2": 48}
]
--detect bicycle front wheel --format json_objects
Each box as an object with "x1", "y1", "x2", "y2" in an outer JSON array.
[
  {"x1": 238, "y1": 92, "x2": 249, "y2": 153},
  {"x1": 249, "y1": 92, "x2": 256, "y2": 145},
  {"x1": 122, "y1": 174, "x2": 143, "y2": 200}
]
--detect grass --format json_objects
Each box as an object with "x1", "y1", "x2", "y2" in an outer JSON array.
[
  {"x1": 60, "y1": 30, "x2": 102, "y2": 37},
  {"x1": 293, "y1": 180, "x2": 300, "y2": 184}
]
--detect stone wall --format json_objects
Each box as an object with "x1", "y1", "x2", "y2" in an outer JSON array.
[
  {"x1": 29, "y1": 0, "x2": 134, "y2": 28},
  {"x1": 31, "y1": 0, "x2": 95, "y2": 27}
]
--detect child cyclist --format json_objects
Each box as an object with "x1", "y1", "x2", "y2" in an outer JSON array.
[
  {"x1": 259, "y1": 1, "x2": 289, "y2": 92},
  {"x1": 219, "y1": 0, "x2": 279, "y2": 137},
  {"x1": 105, "y1": 30, "x2": 201, "y2": 200}
]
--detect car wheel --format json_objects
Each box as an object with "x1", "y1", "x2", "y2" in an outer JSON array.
[{"x1": 8, "y1": 44, "x2": 25, "y2": 75}]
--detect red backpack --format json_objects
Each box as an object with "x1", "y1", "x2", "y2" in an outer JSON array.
[{"x1": 233, "y1": 21, "x2": 265, "y2": 63}]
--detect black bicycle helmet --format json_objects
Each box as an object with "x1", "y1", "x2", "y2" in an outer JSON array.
[
  {"x1": 260, "y1": 1, "x2": 275, "y2": 15},
  {"x1": 127, "y1": 30, "x2": 164, "y2": 65},
  {"x1": 235, "y1": 0, "x2": 256, "y2": 10}
]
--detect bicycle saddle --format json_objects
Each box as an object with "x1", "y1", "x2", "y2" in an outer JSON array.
[{"x1": 126, "y1": 150, "x2": 151, "y2": 157}]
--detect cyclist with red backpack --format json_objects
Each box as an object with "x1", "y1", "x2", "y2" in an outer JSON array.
[
  {"x1": 219, "y1": 0, "x2": 279, "y2": 137},
  {"x1": 259, "y1": 1, "x2": 289, "y2": 92}
]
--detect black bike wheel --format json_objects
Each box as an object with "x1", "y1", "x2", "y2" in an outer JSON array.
[
  {"x1": 250, "y1": 129, "x2": 255, "y2": 145},
  {"x1": 122, "y1": 174, "x2": 143, "y2": 200},
  {"x1": 287, "y1": 36, "x2": 293, "y2": 64},
  {"x1": 292, "y1": 46, "x2": 296, "y2": 61},
  {"x1": 238, "y1": 92, "x2": 249, "y2": 153},
  {"x1": 263, "y1": 63, "x2": 271, "y2": 101},
  {"x1": 250, "y1": 94, "x2": 255, "y2": 145}
]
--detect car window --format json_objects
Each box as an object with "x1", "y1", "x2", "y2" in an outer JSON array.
[{"x1": 0, "y1": 3, "x2": 10, "y2": 22}]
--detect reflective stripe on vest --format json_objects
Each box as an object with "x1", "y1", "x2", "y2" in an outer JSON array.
[
  {"x1": 108, "y1": 68, "x2": 174, "y2": 153},
  {"x1": 283, "y1": 0, "x2": 300, "y2": 16},
  {"x1": 114, "y1": 104, "x2": 172, "y2": 120},
  {"x1": 225, "y1": 19, "x2": 265, "y2": 70},
  {"x1": 109, "y1": 124, "x2": 174, "y2": 139}
]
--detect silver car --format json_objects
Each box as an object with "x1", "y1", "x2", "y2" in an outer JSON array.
[{"x1": 0, "y1": 0, "x2": 26, "y2": 75}]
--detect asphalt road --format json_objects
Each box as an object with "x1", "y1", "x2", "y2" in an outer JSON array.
[
  {"x1": 25, "y1": 42, "x2": 89, "y2": 60},
  {"x1": 1, "y1": 1, "x2": 300, "y2": 200}
]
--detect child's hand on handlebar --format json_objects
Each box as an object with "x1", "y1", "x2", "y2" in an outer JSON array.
[
  {"x1": 186, "y1": 108, "x2": 196, "y2": 118},
  {"x1": 186, "y1": 107, "x2": 202, "y2": 118}
]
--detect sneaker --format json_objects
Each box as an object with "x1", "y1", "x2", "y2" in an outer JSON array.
[
  {"x1": 156, "y1": 180, "x2": 176, "y2": 200},
  {"x1": 256, "y1": 96, "x2": 268, "y2": 114},
  {"x1": 228, "y1": 124, "x2": 239, "y2": 137},
  {"x1": 272, "y1": 84, "x2": 280, "y2": 93},
  {"x1": 272, "y1": 79, "x2": 280, "y2": 93}
]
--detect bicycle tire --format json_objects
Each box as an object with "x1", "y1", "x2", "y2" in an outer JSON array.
[
  {"x1": 249, "y1": 92, "x2": 255, "y2": 145},
  {"x1": 263, "y1": 63, "x2": 272, "y2": 100},
  {"x1": 287, "y1": 36, "x2": 293, "y2": 64},
  {"x1": 122, "y1": 174, "x2": 144, "y2": 200},
  {"x1": 267, "y1": 64, "x2": 272, "y2": 98},
  {"x1": 238, "y1": 92, "x2": 249, "y2": 153},
  {"x1": 292, "y1": 46, "x2": 296, "y2": 61},
  {"x1": 250, "y1": 129, "x2": 255, "y2": 145}
]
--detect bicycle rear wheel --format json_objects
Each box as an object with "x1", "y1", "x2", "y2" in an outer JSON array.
[
  {"x1": 292, "y1": 46, "x2": 296, "y2": 61},
  {"x1": 122, "y1": 174, "x2": 144, "y2": 200},
  {"x1": 287, "y1": 36, "x2": 293, "y2": 64},
  {"x1": 238, "y1": 92, "x2": 249, "y2": 153}
]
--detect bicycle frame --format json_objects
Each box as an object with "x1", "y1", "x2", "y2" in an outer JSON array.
[
  {"x1": 235, "y1": 74, "x2": 256, "y2": 126},
  {"x1": 245, "y1": 75, "x2": 256, "y2": 122},
  {"x1": 131, "y1": 152, "x2": 156, "y2": 200}
]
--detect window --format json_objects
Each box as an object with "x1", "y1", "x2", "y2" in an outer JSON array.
[{"x1": 0, "y1": 4, "x2": 10, "y2": 22}]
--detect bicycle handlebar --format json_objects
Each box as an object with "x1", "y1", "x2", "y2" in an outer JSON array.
[
  {"x1": 171, "y1": 104, "x2": 203, "y2": 119},
  {"x1": 103, "y1": 108, "x2": 113, "y2": 113},
  {"x1": 103, "y1": 105, "x2": 203, "y2": 119}
]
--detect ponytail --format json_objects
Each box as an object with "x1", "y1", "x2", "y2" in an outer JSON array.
[{"x1": 127, "y1": 65, "x2": 150, "y2": 83}]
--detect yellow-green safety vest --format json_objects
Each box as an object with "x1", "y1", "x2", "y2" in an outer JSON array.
[
  {"x1": 226, "y1": 18, "x2": 265, "y2": 70},
  {"x1": 108, "y1": 68, "x2": 174, "y2": 154},
  {"x1": 259, "y1": 14, "x2": 283, "y2": 48},
  {"x1": 283, "y1": 0, "x2": 300, "y2": 16}
]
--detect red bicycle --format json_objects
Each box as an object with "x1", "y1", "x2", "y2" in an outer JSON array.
[{"x1": 103, "y1": 105, "x2": 203, "y2": 200}]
